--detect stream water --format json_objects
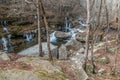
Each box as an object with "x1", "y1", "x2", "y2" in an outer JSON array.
[
  {"x1": 78, "y1": 19, "x2": 88, "y2": 27},
  {"x1": 1, "y1": 37, "x2": 8, "y2": 52},
  {"x1": 0, "y1": 21, "x2": 13, "y2": 52},
  {"x1": 50, "y1": 17, "x2": 85, "y2": 46},
  {"x1": 23, "y1": 32, "x2": 34, "y2": 42},
  {"x1": 0, "y1": 17, "x2": 85, "y2": 53}
]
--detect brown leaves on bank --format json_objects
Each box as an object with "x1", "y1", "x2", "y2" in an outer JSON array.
[{"x1": 0, "y1": 54, "x2": 32, "y2": 70}]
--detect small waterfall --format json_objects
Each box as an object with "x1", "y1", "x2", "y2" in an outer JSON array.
[
  {"x1": 29, "y1": 33, "x2": 33, "y2": 41},
  {"x1": 65, "y1": 17, "x2": 68, "y2": 32},
  {"x1": 1, "y1": 37, "x2": 8, "y2": 52},
  {"x1": 26, "y1": 33, "x2": 31, "y2": 42},
  {"x1": 69, "y1": 28, "x2": 85, "y2": 40},
  {"x1": 68, "y1": 28, "x2": 77, "y2": 40},
  {"x1": 78, "y1": 20, "x2": 88, "y2": 27},
  {"x1": 50, "y1": 31, "x2": 57, "y2": 43},
  {"x1": 71, "y1": 33, "x2": 77, "y2": 40},
  {"x1": 76, "y1": 29, "x2": 85, "y2": 33},
  {"x1": 1, "y1": 21, "x2": 9, "y2": 33},
  {"x1": 24, "y1": 32, "x2": 34, "y2": 42},
  {"x1": 65, "y1": 17, "x2": 71, "y2": 32},
  {"x1": 3, "y1": 27, "x2": 9, "y2": 33},
  {"x1": 26, "y1": 33, "x2": 30, "y2": 42},
  {"x1": 49, "y1": 17, "x2": 86, "y2": 45},
  {"x1": 0, "y1": 20, "x2": 14, "y2": 52}
]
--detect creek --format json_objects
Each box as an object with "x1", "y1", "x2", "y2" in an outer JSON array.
[{"x1": 0, "y1": 17, "x2": 85, "y2": 54}]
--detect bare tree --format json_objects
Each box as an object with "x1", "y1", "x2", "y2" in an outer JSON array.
[
  {"x1": 24, "y1": 0, "x2": 43, "y2": 57},
  {"x1": 112, "y1": 3, "x2": 119, "y2": 75},
  {"x1": 83, "y1": 0, "x2": 90, "y2": 71},
  {"x1": 40, "y1": 0, "x2": 53, "y2": 60},
  {"x1": 90, "y1": 25, "x2": 96, "y2": 73},
  {"x1": 37, "y1": 0, "x2": 43, "y2": 57},
  {"x1": 104, "y1": 0, "x2": 109, "y2": 53}
]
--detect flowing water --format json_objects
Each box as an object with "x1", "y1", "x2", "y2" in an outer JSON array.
[
  {"x1": 0, "y1": 17, "x2": 85, "y2": 53},
  {"x1": 50, "y1": 17, "x2": 85, "y2": 46},
  {"x1": 50, "y1": 31, "x2": 57, "y2": 43},
  {"x1": 78, "y1": 19, "x2": 88, "y2": 27},
  {"x1": 1, "y1": 37, "x2": 8, "y2": 52},
  {"x1": 24, "y1": 32, "x2": 34, "y2": 42},
  {"x1": 0, "y1": 20, "x2": 13, "y2": 52}
]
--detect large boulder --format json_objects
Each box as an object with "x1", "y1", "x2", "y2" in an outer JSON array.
[
  {"x1": 54, "y1": 31, "x2": 71, "y2": 39},
  {"x1": 0, "y1": 56, "x2": 87, "y2": 80},
  {"x1": 75, "y1": 32, "x2": 86, "y2": 43},
  {"x1": 58, "y1": 40, "x2": 84, "y2": 59},
  {"x1": 18, "y1": 42, "x2": 58, "y2": 58},
  {"x1": 75, "y1": 32, "x2": 93, "y2": 43},
  {"x1": 65, "y1": 40, "x2": 82, "y2": 52},
  {"x1": 0, "y1": 51, "x2": 10, "y2": 61},
  {"x1": 70, "y1": 53, "x2": 88, "y2": 80},
  {"x1": 59, "y1": 45, "x2": 71, "y2": 59},
  {"x1": 0, "y1": 57, "x2": 69, "y2": 80}
]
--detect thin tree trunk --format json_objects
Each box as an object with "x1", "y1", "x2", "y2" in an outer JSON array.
[
  {"x1": 40, "y1": 0, "x2": 53, "y2": 60},
  {"x1": 113, "y1": 4, "x2": 119, "y2": 74},
  {"x1": 117, "y1": 4, "x2": 120, "y2": 43},
  {"x1": 92, "y1": 0, "x2": 103, "y2": 43},
  {"x1": 97, "y1": 0, "x2": 103, "y2": 28},
  {"x1": 118, "y1": 22, "x2": 120, "y2": 43},
  {"x1": 84, "y1": 0, "x2": 90, "y2": 71},
  {"x1": 104, "y1": 0, "x2": 109, "y2": 53},
  {"x1": 37, "y1": 0, "x2": 43, "y2": 57},
  {"x1": 112, "y1": 31, "x2": 119, "y2": 74},
  {"x1": 90, "y1": 32, "x2": 96, "y2": 73},
  {"x1": 113, "y1": 44, "x2": 118, "y2": 75}
]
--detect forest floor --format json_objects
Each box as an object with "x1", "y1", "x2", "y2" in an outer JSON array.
[
  {"x1": 0, "y1": 54, "x2": 31, "y2": 70},
  {"x1": 0, "y1": 40, "x2": 120, "y2": 80},
  {"x1": 89, "y1": 40, "x2": 120, "y2": 80}
]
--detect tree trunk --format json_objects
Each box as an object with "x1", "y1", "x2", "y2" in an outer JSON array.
[
  {"x1": 97, "y1": 0, "x2": 103, "y2": 28},
  {"x1": 37, "y1": 0, "x2": 43, "y2": 57},
  {"x1": 113, "y1": 4, "x2": 119, "y2": 74},
  {"x1": 83, "y1": 0, "x2": 90, "y2": 71},
  {"x1": 104, "y1": 0, "x2": 109, "y2": 53},
  {"x1": 91, "y1": 35, "x2": 96, "y2": 73},
  {"x1": 40, "y1": 0, "x2": 53, "y2": 60}
]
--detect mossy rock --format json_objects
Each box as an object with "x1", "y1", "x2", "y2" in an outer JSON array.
[
  {"x1": 86, "y1": 64, "x2": 94, "y2": 73},
  {"x1": 98, "y1": 57, "x2": 109, "y2": 64},
  {"x1": 0, "y1": 70, "x2": 40, "y2": 80},
  {"x1": 0, "y1": 69, "x2": 67, "y2": 80},
  {"x1": 0, "y1": 52, "x2": 91, "y2": 80},
  {"x1": 108, "y1": 48, "x2": 116, "y2": 53},
  {"x1": 0, "y1": 57, "x2": 69, "y2": 80}
]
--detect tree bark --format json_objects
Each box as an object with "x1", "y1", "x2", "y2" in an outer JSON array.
[
  {"x1": 97, "y1": 0, "x2": 103, "y2": 29},
  {"x1": 104, "y1": 0, "x2": 109, "y2": 53},
  {"x1": 113, "y1": 4, "x2": 119, "y2": 74},
  {"x1": 37, "y1": 0, "x2": 43, "y2": 57},
  {"x1": 40, "y1": 0, "x2": 53, "y2": 60},
  {"x1": 84, "y1": 0, "x2": 90, "y2": 71},
  {"x1": 91, "y1": 34, "x2": 96, "y2": 73}
]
